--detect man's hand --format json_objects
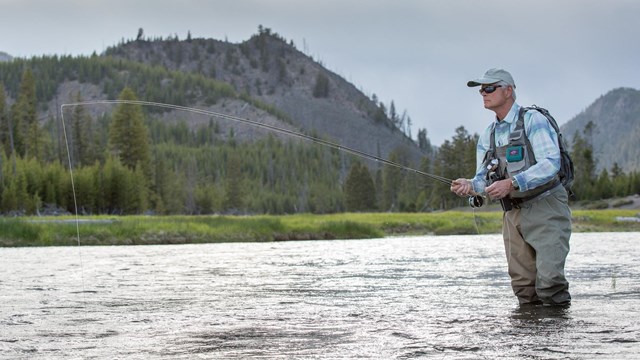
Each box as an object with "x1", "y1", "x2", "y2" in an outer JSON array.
[
  {"x1": 451, "y1": 178, "x2": 474, "y2": 197},
  {"x1": 485, "y1": 178, "x2": 514, "y2": 199}
]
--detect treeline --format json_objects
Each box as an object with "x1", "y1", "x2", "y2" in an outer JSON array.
[
  {"x1": 0, "y1": 51, "x2": 248, "y2": 115},
  {"x1": 0, "y1": 66, "x2": 433, "y2": 215},
  {"x1": 0, "y1": 73, "x2": 458, "y2": 216},
  {"x1": 1, "y1": 58, "x2": 638, "y2": 216}
]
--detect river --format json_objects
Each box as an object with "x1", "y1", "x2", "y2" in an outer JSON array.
[{"x1": 1, "y1": 232, "x2": 639, "y2": 359}]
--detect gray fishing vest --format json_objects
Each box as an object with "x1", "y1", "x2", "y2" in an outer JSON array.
[{"x1": 489, "y1": 107, "x2": 560, "y2": 200}]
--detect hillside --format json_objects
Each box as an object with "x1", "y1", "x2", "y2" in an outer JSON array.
[
  {"x1": 561, "y1": 87, "x2": 640, "y2": 172},
  {"x1": 0, "y1": 30, "x2": 435, "y2": 215},
  {"x1": 103, "y1": 29, "x2": 425, "y2": 164},
  {"x1": 2, "y1": 30, "x2": 635, "y2": 216}
]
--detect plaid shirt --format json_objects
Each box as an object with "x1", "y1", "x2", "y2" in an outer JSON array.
[{"x1": 471, "y1": 102, "x2": 561, "y2": 194}]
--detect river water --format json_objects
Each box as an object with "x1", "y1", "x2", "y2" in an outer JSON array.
[{"x1": 1, "y1": 232, "x2": 639, "y2": 359}]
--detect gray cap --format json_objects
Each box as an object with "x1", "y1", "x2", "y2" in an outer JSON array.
[{"x1": 467, "y1": 68, "x2": 516, "y2": 88}]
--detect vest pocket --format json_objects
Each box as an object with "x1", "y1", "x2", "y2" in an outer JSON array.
[
  {"x1": 506, "y1": 130, "x2": 527, "y2": 174},
  {"x1": 506, "y1": 145, "x2": 526, "y2": 173}
]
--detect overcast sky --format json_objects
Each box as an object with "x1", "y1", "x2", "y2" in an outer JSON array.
[{"x1": 1, "y1": 0, "x2": 639, "y2": 145}]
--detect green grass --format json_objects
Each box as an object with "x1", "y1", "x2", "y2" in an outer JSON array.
[
  {"x1": 0, "y1": 209, "x2": 638, "y2": 247},
  {"x1": 571, "y1": 209, "x2": 640, "y2": 232}
]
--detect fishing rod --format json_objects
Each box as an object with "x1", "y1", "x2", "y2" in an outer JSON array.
[{"x1": 60, "y1": 100, "x2": 454, "y2": 186}]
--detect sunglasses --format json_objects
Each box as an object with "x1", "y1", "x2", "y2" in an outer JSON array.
[{"x1": 479, "y1": 85, "x2": 503, "y2": 94}]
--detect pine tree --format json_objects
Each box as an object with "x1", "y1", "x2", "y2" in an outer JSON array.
[
  {"x1": 344, "y1": 162, "x2": 377, "y2": 212},
  {"x1": 610, "y1": 162, "x2": 627, "y2": 197},
  {"x1": 12, "y1": 68, "x2": 38, "y2": 158},
  {"x1": 223, "y1": 151, "x2": 244, "y2": 212},
  {"x1": 571, "y1": 131, "x2": 596, "y2": 200},
  {"x1": 595, "y1": 169, "x2": 613, "y2": 199},
  {"x1": 70, "y1": 93, "x2": 93, "y2": 167},
  {"x1": 0, "y1": 85, "x2": 6, "y2": 184},
  {"x1": 417, "y1": 128, "x2": 432, "y2": 153},
  {"x1": 312, "y1": 73, "x2": 330, "y2": 98},
  {"x1": 0, "y1": 84, "x2": 8, "y2": 156},
  {"x1": 382, "y1": 151, "x2": 403, "y2": 211},
  {"x1": 108, "y1": 88, "x2": 152, "y2": 178},
  {"x1": 415, "y1": 156, "x2": 434, "y2": 211},
  {"x1": 389, "y1": 101, "x2": 398, "y2": 128},
  {"x1": 130, "y1": 164, "x2": 149, "y2": 213},
  {"x1": 430, "y1": 126, "x2": 477, "y2": 209}
]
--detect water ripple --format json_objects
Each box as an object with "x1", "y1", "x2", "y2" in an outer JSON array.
[{"x1": 0, "y1": 233, "x2": 638, "y2": 359}]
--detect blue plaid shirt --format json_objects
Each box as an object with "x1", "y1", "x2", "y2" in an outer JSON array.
[{"x1": 471, "y1": 102, "x2": 561, "y2": 194}]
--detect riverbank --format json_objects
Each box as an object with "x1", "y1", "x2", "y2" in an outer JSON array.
[{"x1": 1, "y1": 209, "x2": 639, "y2": 247}]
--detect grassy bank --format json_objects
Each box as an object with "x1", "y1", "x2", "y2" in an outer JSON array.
[{"x1": 1, "y1": 209, "x2": 639, "y2": 247}]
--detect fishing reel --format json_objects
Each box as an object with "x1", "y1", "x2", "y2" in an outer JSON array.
[
  {"x1": 468, "y1": 195, "x2": 484, "y2": 208},
  {"x1": 478, "y1": 158, "x2": 514, "y2": 212}
]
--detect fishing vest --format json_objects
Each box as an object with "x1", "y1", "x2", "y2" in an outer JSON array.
[{"x1": 487, "y1": 106, "x2": 560, "y2": 200}]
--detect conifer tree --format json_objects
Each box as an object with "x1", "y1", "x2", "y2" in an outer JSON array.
[
  {"x1": 0, "y1": 85, "x2": 6, "y2": 183},
  {"x1": 389, "y1": 101, "x2": 398, "y2": 127},
  {"x1": 129, "y1": 164, "x2": 149, "y2": 213},
  {"x1": 417, "y1": 128, "x2": 432, "y2": 153},
  {"x1": 223, "y1": 151, "x2": 244, "y2": 212},
  {"x1": 70, "y1": 93, "x2": 93, "y2": 167},
  {"x1": 415, "y1": 156, "x2": 434, "y2": 211},
  {"x1": 1, "y1": 162, "x2": 29, "y2": 213},
  {"x1": 431, "y1": 126, "x2": 476, "y2": 209},
  {"x1": 0, "y1": 84, "x2": 8, "y2": 156},
  {"x1": 610, "y1": 162, "x2": 627, "y2": 197},
  {"x1": 382, "y1": 150, "x2": 403, "y2": 211},
  {"x1": 1, "y1": 178, "x2": 18, "y2": 213},
  {"x1": 344, "y1": 162, "x2": 376, "y2": 211},
  {"x1": 12, "y1": 68, "x2": 38, "y2": 158},
  {"x1": 108, "y1": 88, "x2": 152, "y2": 178},
  {"x1": 571, "y1": 131, "x2": 596, "y2": 199},
  {"x1": 595, "y1": 169, "x2": 613, "y2": 199},
  {"x1": 312, "y1": 73, "x2": 330, "y2": 98}
]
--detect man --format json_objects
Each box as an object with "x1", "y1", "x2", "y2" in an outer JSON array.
[{"x1": 451, "y1": 68, "x2": 571, "y2": 307}]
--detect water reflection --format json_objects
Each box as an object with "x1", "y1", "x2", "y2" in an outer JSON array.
[{"x1": 512, "y1": 303, "x2": 572, "y2": 321}]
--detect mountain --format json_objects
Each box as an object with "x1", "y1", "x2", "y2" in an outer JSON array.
[
  {"x1": 561, "y1": 87, "x2": 640, "y2": 173},
  {"x1": 103, "y1": 29, "x2": 425, "y2": 165},
  {"x1": 0, "y1": 52, "x2": 12, "y2": 62}
]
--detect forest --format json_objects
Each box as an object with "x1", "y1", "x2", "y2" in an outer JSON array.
[{"x1": 1, "y1": 55, "x2": 639, "y2": 216}]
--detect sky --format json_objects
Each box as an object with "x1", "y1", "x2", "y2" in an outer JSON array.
[{"x1": 1, "y1": 0, "x2": 639, "y2": 145}]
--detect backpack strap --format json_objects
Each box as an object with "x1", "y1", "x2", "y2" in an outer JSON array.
[
  {"x1": 528, "y1": 105, "x2": 562, "y2": 134},
  {"x1": 517, "y1": 106, "x2": 536, "y2": 163}
]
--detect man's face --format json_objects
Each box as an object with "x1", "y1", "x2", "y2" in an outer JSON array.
[{"x1": 479, "y1": 83, "x2": 511, "y2": 111}]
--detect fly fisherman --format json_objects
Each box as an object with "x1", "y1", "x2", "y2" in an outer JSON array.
[{"x1": 450, "y1": 68, "x2": 571, "y2": 307}]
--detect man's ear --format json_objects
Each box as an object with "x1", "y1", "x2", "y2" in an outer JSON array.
[{"x1": 506, "y1": 86, "x2": 514, "y2": 98}]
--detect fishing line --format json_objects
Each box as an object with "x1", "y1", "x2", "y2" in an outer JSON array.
[
  {"x1": 60, "y1": 100, "x2": 454, "y2": 186},
  {"x1": 59, "y1": 99, "x2": 456, "y2": 289},
  {"x1": 59, "y1": 104, "x2": 87, "y2": 308},
  {"x1": 472, "y1": 207, "x2": 481, "y2": 235}
]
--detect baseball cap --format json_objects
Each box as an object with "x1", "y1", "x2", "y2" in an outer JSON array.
[{"x1": 467, "y1": 68, "x2": 516, "y2": 88}]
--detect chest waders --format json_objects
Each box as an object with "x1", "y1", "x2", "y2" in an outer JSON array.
[{"x1": 485, "y1": 107, "x2": 560, "y2": 211}]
